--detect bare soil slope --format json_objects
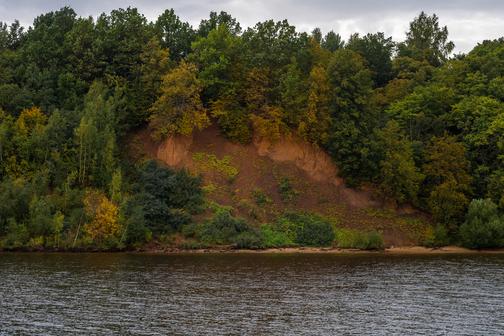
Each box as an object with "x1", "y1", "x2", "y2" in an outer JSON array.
[{"x1": 130, "y1": 126, "x2": 429, "y2": 246}]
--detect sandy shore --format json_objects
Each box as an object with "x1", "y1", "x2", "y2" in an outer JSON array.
[
  {"x1": 3, "y1": 246, "x2": 504, "y2": 254},
  {"x1": 137, "y1": 246, "x2": 504, "y2": 255}
]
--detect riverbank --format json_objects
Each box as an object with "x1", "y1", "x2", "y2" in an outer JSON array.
[
  {"x1": 132, "y1": 245, "x2": 504, "y2": 254},
  {"x1": 2, "y1": 245, "x2": 504, "y2": 254}
]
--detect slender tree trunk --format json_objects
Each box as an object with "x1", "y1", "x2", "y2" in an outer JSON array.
[{"x1": 72, "y1": 215, "x2": 83, "y2": 248}]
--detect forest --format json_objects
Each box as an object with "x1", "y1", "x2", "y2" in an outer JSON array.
[{"x1": 0, "y1": 7, "x2": 503, "y2": 250}]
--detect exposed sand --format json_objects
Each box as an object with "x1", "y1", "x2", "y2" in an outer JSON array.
[{"x1": 138, "y1": 246, "x2": 504, "y2": 255}]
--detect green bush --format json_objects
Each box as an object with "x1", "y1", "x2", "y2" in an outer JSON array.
[
  {"x1": 423, "y1": 225, "x2": 449, "y2": 248},
  {"x1": 198, "y1": 209, "x2": 256, "y2": 245},
  {"x1": 276, "y1": 212, "x2": 334, "y2": 247},
  {"x1": 366, "y1": 231, "x2": 385, "y2": 250},
  {"x1": 278, "y1": 177, "x2": 299, "y2": 202},
  {"x1": 335, "y1": 228, "x2": 384, "y2": 250},
  {"x1": 260, "y1": 224, "x2": 295, "y2": 248},
  {"x1": 459, "y1": 199, "x2": 504, "y2": 249},
  {"x1": 233, "y1": 231, "x2": 264, "y2": 249},
  {"x1": 136, "y1": 160, "x2": 204, "y2": 234},
  {"x1": 181, "y1": 222, "x2": 199, "y2": 238},
  {"x1": 3, "y1": 218, "x2": 29, "y2": 249},
  {"x1": 122, "y1": 203, "x2": 152, "y2": 247},
  {"x1": 252, "y1": 188, "x2": 272, "y2": 206}
]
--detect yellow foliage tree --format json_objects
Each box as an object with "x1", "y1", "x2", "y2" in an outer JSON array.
[
  {"x1": 250, "y1": 106, "x2": 287, "y2": 142},
  {"x1": 83, "y1": 190, "x2": 121, "y2": 244},
  {"x1": 245, "y1": 68, "x2": 288, "y2": 142},
  {"x1": 298, "y1": 65, "x2": 331, "y2": 145},
  {"x1": 15, "y1": 107, "x2": 47, "y2": 136},
  {"x1": 149, "y1": 61, "x2": 209, "y2": 139}
]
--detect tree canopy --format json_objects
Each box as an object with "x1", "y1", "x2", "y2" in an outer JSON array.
[{"x1": 0, "y1": 6, "x2": 503, "y2": 249}]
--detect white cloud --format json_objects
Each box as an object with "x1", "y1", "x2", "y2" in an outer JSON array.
[{"x1": 0, "y1": 0, "x2": 503, "y2": 53}]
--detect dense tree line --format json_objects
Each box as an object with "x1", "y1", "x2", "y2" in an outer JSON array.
[{"x1": 0, "y1": 7, "x2": 503, "y2": 249}]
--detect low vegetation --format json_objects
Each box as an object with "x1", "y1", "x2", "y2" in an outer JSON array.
[
  {"x1": 459, "y1": 199, "x2": 504, "y2": 249},
  {"x1": 278, "y1": 177, "x2": 299, "y2": 203},
  {"x1": 335, "y1": 229, "x2": 384, "y2": 250},
  {"x1": 192, "y1": 153, "x2": 239, "y2": 182}
]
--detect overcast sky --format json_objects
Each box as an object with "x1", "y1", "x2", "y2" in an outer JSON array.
[{"x1": 1, "y1": 0, "x2": 503, "y2": 53}]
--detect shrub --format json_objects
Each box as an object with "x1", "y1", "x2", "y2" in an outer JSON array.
[
  {"x1": 122, "y1": 203, "x2": 151, "y2": 247},
  {"x1": 28, "y1": 196, "x2": 53, "y2": 237},
  {"x1": 423, "y1": 225, "x2": 449, "y2": 248},
  {"x1": 233, "y1": 231, "x2": 264, "y2": 249},
  {"x1": 260, "y1": 224, "x2": 295, "y2": 248},
  {"x1": 136, "y1": 161, "x2": 204, "y2": 233},
  {"x1": 335, "y1": 228, "x2": 384, "y2": 250},
  {"x1": 366, "y1": 231, "x2": 385, "y2": 250},
  {"x1": 192, "y1": 153, "x2": 239, "y2": 182},
  {"x1": 3, "y1": 218, "x2": 29, "y2": 249},
  {"x1": 181, "y1": 222, "x2": 199, "y2": 238},
  {"x1": 276, "y1": 212, "x2": 334, "y2": 247},
  {"x1": 252, "y1": 188, "x2": 272, "y2": 206},
  {"x1": 27, "y1": 236, "x2": 44, "y2": 249},
  {"x1": 198, "y1": 209, "x2": 256, "y2": 245},
  {"x1": 278, "y1": 177, "x2": 299, "y2": 202},
  {"x1": 179, "y1": 240, "x2": 209, "y2": 250},
  {"x1": 459, "y1": 199, "x2": 504, "y2": 249}
]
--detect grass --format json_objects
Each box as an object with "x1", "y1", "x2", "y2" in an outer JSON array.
[
  {"x1": 395, "y1": 217, "x2": 429, "y2": 243},
  {"x1": 334, "y1": 228, "x2": 384, "y2": 250}
]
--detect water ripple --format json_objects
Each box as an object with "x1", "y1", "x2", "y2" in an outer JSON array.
[{"x1": 1, "y1": 253, "x2": 504, "y2": 335}]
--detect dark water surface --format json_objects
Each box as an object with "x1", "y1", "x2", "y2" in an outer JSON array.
[{"x1": 1, "y1": 253, "x2": 504, "y2": 335}]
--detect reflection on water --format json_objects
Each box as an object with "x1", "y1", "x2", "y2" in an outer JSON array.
[{"x1": 1, "y1": 253, "x2": 504, "y2": 335}]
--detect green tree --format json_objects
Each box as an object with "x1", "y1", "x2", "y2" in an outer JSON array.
[
  {"x1": 52, "y1": 211, "x2": 64, "y2": 248},
  {"x1": 130, "y1": 37, "x2": 171, "y2": 123},
  {"x1": 321, "y1": 31, "x2": 344, "y2": 52},
  {"x1": 134, "y1": 161, "x2": 204, "y2": 233},
  {"x1": 190, "y1": 24, "x2": 242, "y2": 102},
  {"x1": 325, "y1": 49, "x2": 378, "y2": 184},
  {"x1": 311, "y1": 28, "x2": 322, "y2": 44},
  {"x1": 0, "y1": 20, "x2": 24, "y2": 51},
  {"x1": 197, "y1": 11, "x2": 242, "y2": 37},
  {"x1": 459, "y1": 199, "x2": 504, "y2": 249},
  {"x1": 398, "y1": 12, "x2": 454, "y2": 66},
  {"x1": 28, "y1": 196, "x2": 53, "y2": 239},
  {"x1": 487, "y1": 170, "x2": 504, "y2": 209},
  {"x1": 279, "y1": 60, "x2": 307, "y2": 127},
  {"x1": 450, "y1": 96, "x2": 504, "y2": 148},
  {"x1": 75, "y1": 82, "x2": 118, "y2": 187},
  {"x1": 241, "y1": 20, "x2": 306, "y2": 76},
  {"x1": 386, "y1": 84, "x2": 456, "y2": 142},
  {"x1": 347, "y1": 32, "x2": 395, "y2": 86},
  {"x1": 155, "y1": 9, "x2": 195, "y2": 60},
  {"x1": 63, "y1": 17, "x2": 99, "y2": 84},
  {"x1": 89, "y1": 8, "x2": 156, "y2": 131},
  {"x1": 376, "y1": 121, "x2": 424, "y2": 203},
  {"x1": 94, "y1": 7, "x2": 153, "y2": 80},
  {"x1": 423, "y1": 135, "x2": 472, "y2": 227},
  {"x1": 109, "y1": 168, "x2": 122, "y2": 204}
]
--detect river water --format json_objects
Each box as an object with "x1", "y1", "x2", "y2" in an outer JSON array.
[{"x1": 1, "y1": 253, "x2": 503, "y2": 335}]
